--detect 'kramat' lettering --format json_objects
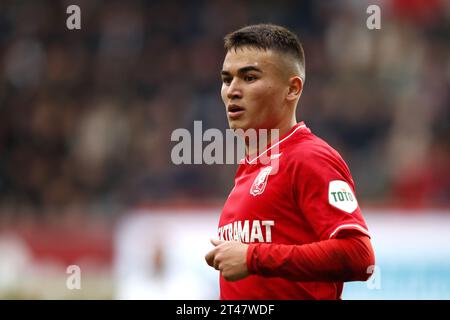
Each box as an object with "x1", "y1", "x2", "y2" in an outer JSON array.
[{"x1": 218, "y1": 219, "x2": 275, "y2": 243}]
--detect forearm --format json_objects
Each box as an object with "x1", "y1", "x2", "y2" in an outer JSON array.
[{"x1": 247, "y1": 235, "x2": 375, "y2": 282}]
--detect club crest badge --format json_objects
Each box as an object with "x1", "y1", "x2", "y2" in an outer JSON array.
[{"x1": 250, "y1": 166, "x2": 273, "y2": 196}]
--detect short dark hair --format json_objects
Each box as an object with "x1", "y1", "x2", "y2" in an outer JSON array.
[{"x1": 224, "y1": 24, "x2": 305, "y2": 79}]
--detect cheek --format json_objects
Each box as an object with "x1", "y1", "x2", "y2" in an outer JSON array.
[{"x1": 250, "y1": 84, "x2": 281, "y2": 108}]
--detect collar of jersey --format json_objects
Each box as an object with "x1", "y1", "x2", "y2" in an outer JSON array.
[{"x1": 244, "y1": 122, "x2": 307, "y2": 165}]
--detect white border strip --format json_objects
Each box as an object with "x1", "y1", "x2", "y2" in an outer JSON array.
[
  {"x1": 247, "y1": 124, "x2": 306, "y2": 164},
  {"x1": 329, "y1": 224, "x2": 371, "y2": 239}
]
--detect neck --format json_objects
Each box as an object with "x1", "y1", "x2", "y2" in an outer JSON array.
[{"x1": 245, "y1": 117, "x2": 297, "y2": 157}]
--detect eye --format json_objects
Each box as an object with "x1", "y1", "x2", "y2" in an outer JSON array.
[
  {"x1": 222, "y1": 77, "x2": 232, "y2": 85},
  {"x1": 244, "y1": 75, "x2": 256, "y2": 82}
]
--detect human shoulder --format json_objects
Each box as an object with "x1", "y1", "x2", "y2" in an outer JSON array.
[
  {"x1": 286, "y1": 132, "x2": 343, "y2": 167},
  {"x1": 285, "y1": 133, "x2": 354, "y2": 190}
]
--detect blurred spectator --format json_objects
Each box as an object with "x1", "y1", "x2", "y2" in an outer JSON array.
[{"x1": 0, "y1": 0, "x2": 448, "y2": 220}]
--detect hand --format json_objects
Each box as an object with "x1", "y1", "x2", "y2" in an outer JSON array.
[{"x1": 205, "y1": 238, "x2": 250, "y2": 281}]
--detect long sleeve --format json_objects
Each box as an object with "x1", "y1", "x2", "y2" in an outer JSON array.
[{"x1": 247, "y1": 234, "x2": 375, "y2": 282}]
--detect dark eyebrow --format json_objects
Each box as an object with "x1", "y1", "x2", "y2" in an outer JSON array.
[
  {"x1": 237, "y1": 66, "x2": 263, "y2": 74},
  {"x1": 221, "y1": 66, "x2": 263, "y2": 76}
]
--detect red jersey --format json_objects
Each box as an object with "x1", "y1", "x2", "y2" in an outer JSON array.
[{"x1": 218, "y1": 122, "x2": 370, "y2": 299}]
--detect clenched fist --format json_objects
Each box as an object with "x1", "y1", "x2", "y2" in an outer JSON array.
[{"x1": 205, "y1": 239, "x2": 250, "y2": 281}]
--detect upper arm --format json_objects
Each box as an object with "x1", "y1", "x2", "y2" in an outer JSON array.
[{"x1": 292, "y1": 146, "x2": 371, "y2": 240}]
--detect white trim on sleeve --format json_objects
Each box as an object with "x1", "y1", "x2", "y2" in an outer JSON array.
[{"x1": 329, "y1": 224, "x2": 371, "y2": 239}]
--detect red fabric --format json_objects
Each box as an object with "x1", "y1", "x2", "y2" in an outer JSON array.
[
  {"x1": 247, "y1": 234, "x2": 375, "y2": 283},
  {"x1": 218, "y1": 122, "x2": 372, "y2": 300},
  {"x1": 392, "y1": 0, "x2": 441, "y2": 25}
]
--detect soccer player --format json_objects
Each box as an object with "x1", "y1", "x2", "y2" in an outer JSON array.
[{"x1": 205, "y1": 24, "x2": 375, "y2": 299}]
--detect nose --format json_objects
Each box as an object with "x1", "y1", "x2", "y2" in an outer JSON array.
[{"x1": 227, "y1": 79, "x2": 242, "y2": 100}]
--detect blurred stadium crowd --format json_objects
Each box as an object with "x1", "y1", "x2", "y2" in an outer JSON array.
[{"x1": 0, "y1": 0, "x2": 448, "y2": 221}]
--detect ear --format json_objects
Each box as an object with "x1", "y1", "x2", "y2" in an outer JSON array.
[{"x1": 286, "y1": 76, "x2": 303, "y2": 102}]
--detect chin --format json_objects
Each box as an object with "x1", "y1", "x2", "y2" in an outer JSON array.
[{"x1": 228, "y1": 121, "x2": 249, "y2": 131}]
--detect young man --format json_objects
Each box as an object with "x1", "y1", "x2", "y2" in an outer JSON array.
[{"x1": 205, "y1": 24, "x2": 375, "y2": 299}]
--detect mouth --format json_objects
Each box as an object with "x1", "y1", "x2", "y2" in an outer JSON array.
[{"x1": 227, "y1": 104, "x2": 245, "y2": 119}]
